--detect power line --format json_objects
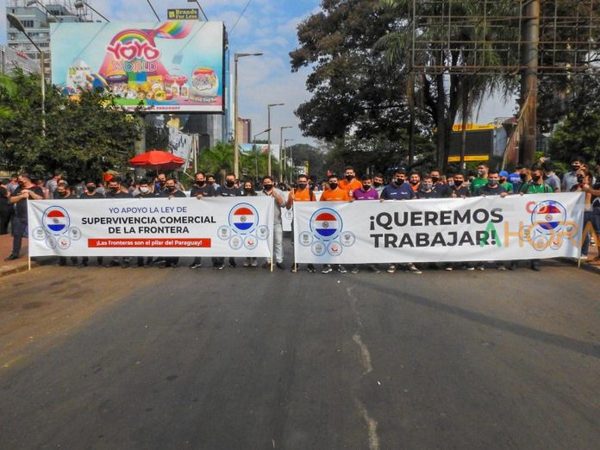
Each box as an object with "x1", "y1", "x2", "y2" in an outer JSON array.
[{"x1": 230, "y1": 0, "x2": 252, "y2": 33}]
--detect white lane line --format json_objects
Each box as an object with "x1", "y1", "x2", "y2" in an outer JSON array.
[
  {"x1": 355, "y1": 398, "x2": 381, "y2": 450},
  {"x1": 353, "y1": 333, "x2": 373, "y2": 374}
]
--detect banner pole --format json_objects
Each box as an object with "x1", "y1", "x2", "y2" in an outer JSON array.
[{"x1": 28, "y1": 255, "x2": 31, "y2": 271}]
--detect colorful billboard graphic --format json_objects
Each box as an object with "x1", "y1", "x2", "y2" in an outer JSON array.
[{"x1": 51, "y1": 21, "x2": 224, "y2": 113}]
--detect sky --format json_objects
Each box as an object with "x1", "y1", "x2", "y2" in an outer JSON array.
[{"x1": 0, "y1": 0, "x2": 514, "y2": 147}]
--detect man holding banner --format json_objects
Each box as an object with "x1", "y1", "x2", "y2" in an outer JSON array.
[{"x1": 287, "y1": 174, "x2": 316, "y2": 273}]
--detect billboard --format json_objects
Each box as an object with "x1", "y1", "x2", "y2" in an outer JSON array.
[{"x1": 51, "y1": 21, "x2": 224, "y2": 113}]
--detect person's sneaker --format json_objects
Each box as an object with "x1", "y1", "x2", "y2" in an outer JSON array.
[
  {"x1": 337, "y1": 265, "x2": 347, "y2": 274},
  {"x1": 406, "y1": 263, "x2": 422, "y2": 274},
  {"x1": 307, "y1": 264, "x2": 316, "y2": 273},
  {"x1": 351, "y1": 266, "x2": 360, "y2": 274},
  {"x1": 214, "y1": 264, "x2": 225, "y2": 270},
  {"x1": 321, "y1": 265, "x2": 333, "y2": 274},
  {"x1": 530, "y1": 260, "x2": 541, "y2": 271},
  {"x1": 156, "y1": 260, "x2": 167, "y2": 268},
  {"x1": 250, "y1": 259, "x2": 258, "y2": 268},
  {"x1": 445, "y1": 265, "x2": 453, "y2": 271},
  {"x1": 290, "y1": 264, "x2": 298, "y2": 273},
  {"x1": 4, "y1": 254, "x2": 19, "y2": 261},
  {"x1": 189, "y1": 262, "x2": 202, "y2": 269},
  {"x1": 580, "y1": 254, "x2": 588, "y2": 261},
  {"x1": 496, "y1": 264, "x2": 507, "y2": 271},
  {"x1": 476, "y1": 264, "x2": 485, "y2": 271},
  {"x1": 229, "y1": 259, "x2": 237, "y2": 268},
  {"x1": 387, "y1": 264, "x2": 396, "y2": 273},
  {"x1": 243, "y1": 258, "x2": 250, "y2": 267},
  {"x1": 508, "y1": 261, "x2": 518, "y2": 270},
  {"x1": 276, "y1": 262, "x2": 285, "y2": 270},
  {"x1": 369, "y1": 265, "x2": 380, "y2": 274}
]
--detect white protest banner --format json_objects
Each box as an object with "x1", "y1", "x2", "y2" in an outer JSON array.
[
  {"x1": 28, "y1": 197, "x2": 273, "y2": 258},
  {"x1": 293, "y1": 193, "x2": 585, "y2": 264}
]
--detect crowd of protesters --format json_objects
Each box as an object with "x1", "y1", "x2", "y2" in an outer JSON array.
[{"x1": 1, "y1": 155, "x2": 599, "y2": 273}]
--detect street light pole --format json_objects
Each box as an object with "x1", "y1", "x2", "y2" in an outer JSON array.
[
  {"x1": 284, "y1": 138, "x2": 295, "y2": 181},
  {"x1": 7, "y1": 13, "x2": 45, "y2": 136},
  {"x1": 253, "y1": 128, "x2": 270, "y2": 183},
  {"x1": 233, "y1": 52, "x2": 263, "y2": 179},
  {"x1": 145, "y1": 0, "x2": 161, "y2": 21},
  {"x1": 267, "y1": 103, "x2": 284, "y2": 176},
  {"x1": 279, "y1": 126, "x2": 292, "y2": 182}
]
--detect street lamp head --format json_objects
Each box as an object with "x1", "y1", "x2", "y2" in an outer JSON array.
[
  {"x1": 235, "y1": 52, "x2": 264, "y2": 58},
  {"x1": 268, "y1": 103, "x2": 285, "y2": 107},
  {"x1": 7, "y1": 13, "x2": 26, "y2": 33},
  {"x1": 26, "y1": 1, "x2": 38, "y2": 6},
  {"x1": 74, "y1": 0, "x2": 85, "y2": 8}
]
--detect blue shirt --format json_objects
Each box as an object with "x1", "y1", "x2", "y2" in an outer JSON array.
[{"x1": 381, "y1": 182, "x2": 416, "y2": 200}]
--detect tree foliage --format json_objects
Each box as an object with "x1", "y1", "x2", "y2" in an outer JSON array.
[{"x1": 0, "y1": 71, "x2": 141, "y2": 181}]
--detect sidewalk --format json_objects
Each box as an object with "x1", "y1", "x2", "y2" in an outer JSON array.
[{"x1": 0, "y1": 234, "x2": 36, "y2": 277}]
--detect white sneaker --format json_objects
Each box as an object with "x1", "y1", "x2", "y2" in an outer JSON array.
[
  {"x1": 321, "y1": 265, "x2": 333, "y2": 274},
  {"x1": 387, "y1": 264, "x2": 396, "y2": 273},
  {"x1": 406, "y1": 263, "x2": 422, "y2": 274}
]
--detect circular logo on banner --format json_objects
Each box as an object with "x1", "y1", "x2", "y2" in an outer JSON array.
[
  {"x1": 42, "y1": 206, "x2": 70, "y2": 235},
  {"x1": 32, "y1": 227, "x2": 46, "y2": 241},
  {"x1": 45, "y1": 236, "x2": 57, "y2": 250},
  {"x1": 57, "y1": 236, "x2": 71, "y2": 250},
  {"x1": 309, "y1": 208, "x2": 342, "y2": 242},
  {"x1": 256, "y1": 225, "x2": 269, "y2": 240},
  {"x1": 299, "y1": 231, "x2": 313, "y2": 247},
  {"x1": 311, "y1": 241, "x2": 327, "y2": 257},
  {"x1": 229, "y1": 235, "x2": 243, "y2": 250},
  {"x1": 340, "y1": 231, "x2": 356, "y2": 247},
  {"x1": 327, "y1": 241, "x2": 343, "y2": 256},
  {"x1": 68, "y1": 227, "x2": 82, "y2": 241},
  {"x1": 228, "y1": 203, "x2": 259, "y2": 235},
  {"x1": 218, "y1": 226, "x2": 231, "y2": 240},
  {"x1": 244, "y1": 235, "x2": 258, "y2": 250},
  {"x1": 530, "y1": 200, "x2": 567, "y2": 235}
]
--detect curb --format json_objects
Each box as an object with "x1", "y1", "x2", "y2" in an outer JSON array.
[{"x1": 0, "y1": 261, "x2": 36, "y2": 278}]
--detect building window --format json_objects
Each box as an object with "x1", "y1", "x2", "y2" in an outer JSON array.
[{"x1": 22, "y1": 20, "x2": 34, "y2": 28}]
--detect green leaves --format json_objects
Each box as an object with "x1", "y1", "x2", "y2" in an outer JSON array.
[{"x1": 0, "y1": 71, "x2": 141, "y2": 181}]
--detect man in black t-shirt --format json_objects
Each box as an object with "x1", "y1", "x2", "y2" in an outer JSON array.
[
  {"x1": 5, "y1": 173, "x2": 45, "y2": 260},
  {"x1": 214, "y1": 174, "x2": 242, "y2": 269},
  {"x1": 189, "y1": 172, "x2": 218, "y2": 269},
  {"x1": 155, "y1": 178, "x2": 186, "y2": 268},
  {"x1": 104, "y1": 178, "x2": 132, "y2": 267},
  {"x1": 77, "y1": 181, "x2": 105, "y2": 267}
]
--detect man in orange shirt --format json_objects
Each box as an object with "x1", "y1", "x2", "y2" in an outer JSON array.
[
  {"x1": 321, "y1": 175, "x2": 349, "y2": 273},
  {"x1": 287, "y1": 174, "x2": 316, "y2": 273},
  {"x1": 321, "y1": 175, "x2": 350, "y2": 201},
  {"x1": 338, "y1": 166, "x2": 362, "y2": 197}
]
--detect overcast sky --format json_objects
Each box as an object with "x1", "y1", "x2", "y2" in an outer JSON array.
[{"x1": 1, "y1": 0, "x2": 515, "y2": 146}]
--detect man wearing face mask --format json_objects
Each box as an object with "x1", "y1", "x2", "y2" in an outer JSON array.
[
  {"x1": 134, "y1": 179, "x2": 156, "y2": 199},
  {"x1": 213, "y1": 174, "x2": 241, "y2": 269},
  {"x1": 417, "y1": 175, "x2": 441, "y2": 199},
  {"x1": 373, "y1": 174, "x2": 385, "y2": 195},
  {"x1": 320, "y1": 175, "x2": 350, "y2": 274},
  {"x1": 339, "y1": 166, "x2": 362, "y2": 197},
  {"x1": 562, "y1": 157, "x2": 583, "y2": 192},
  {"x1": 349, "y1": 175, "x2": 380, "y2": 274},
  {"x1": 5, "y1": 173, "x2": 44, "y2": 261},
  {"x1": 477, "y1": 170, "x2": 508, "y2": 197},
  {"x1": 104, "y1": 178, "x2": 133, "y2": 267},
  {"x1": 77, "y1": 180, "x2": 105, "y2": 267},
  {"x1": 449, "y1": 172, "x2": 470, "y2": 198},
  {"x1": 189, "y1": 171, "x2": 218, "y2": 270},
  {"x1": 430, "y1": 169, "x2": 450, "y2": 198},
  {"x1": 380, "y1": 170, "x2": 415, "y2": 200},
  {"x1": 260, "y1": 176, "x2": 286, "y2": 270},
  {"x1": 519, "y1": 165, "x2": 552, "y2": 195},
  {"x1": 154, "y1": 178, "x2": 187, "y2": 269},
  {"x1": 190, "y1": 171, "x2": 217, "y2": 198},
  {"x1": 287, "y1": 174, "x2": 316, "y2": 273},
  {"x1": 55, "y1": 185, "x2": 77, "y2": 266}
]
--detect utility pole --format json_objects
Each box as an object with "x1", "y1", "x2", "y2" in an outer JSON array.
[{"x1": 520, "y1": 0, "x2": 540, "y2": 166}]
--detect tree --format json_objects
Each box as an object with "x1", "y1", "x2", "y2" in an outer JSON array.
[
  {"x1": 286, "y1": 143, "x2": 326, "y2": 180},
  {"x1": 549, "y1": 75, "x2": 600, "y2": 165},
  {"x1": 290, "y1": 0, "x2": 418, "y2": 144},
  {"x1": 0, "y1": 71, "x2": 141, "y2": 181}
]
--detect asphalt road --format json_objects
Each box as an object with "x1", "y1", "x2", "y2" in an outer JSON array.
[{"x1": 0, "y1": 256, "x2": 599, "y2": 450}]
